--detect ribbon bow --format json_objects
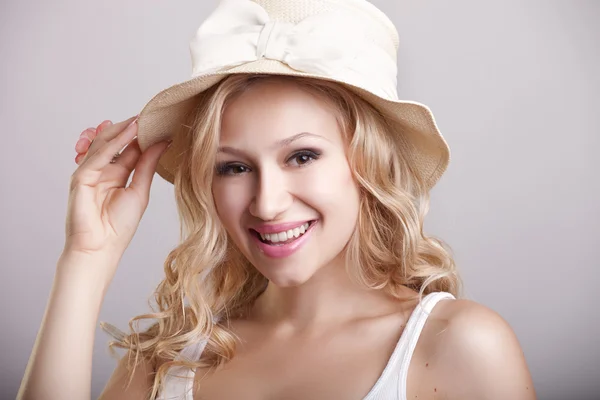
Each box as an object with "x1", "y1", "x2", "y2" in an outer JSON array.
[{"x1": 189, "y1": 0, "x2": 398, "y2": 99}]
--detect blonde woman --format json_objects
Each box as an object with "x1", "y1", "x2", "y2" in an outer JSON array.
[{"x1": 18, "y1": 1, "x2": 536, "y2": 399}]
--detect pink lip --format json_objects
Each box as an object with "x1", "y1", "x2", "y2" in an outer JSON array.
[
  {"x1": 249, "y1": 220, "x2": 314, "y2": 234},
  {"x1": 251, "y1": 220, "x2": 318, "y2": 258}
]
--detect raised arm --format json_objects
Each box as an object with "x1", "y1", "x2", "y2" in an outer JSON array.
[{"x1": 17, "y1": 116, "x2": 171, "y2": 400}]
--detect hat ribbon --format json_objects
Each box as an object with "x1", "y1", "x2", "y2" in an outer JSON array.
[{"x1": 188, "y1": 0, "x2": 398, "y2": 99}]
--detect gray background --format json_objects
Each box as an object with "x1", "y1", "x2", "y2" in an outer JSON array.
[{"x1": 1, "y1": 1, "x2": 598, "y2": 399}]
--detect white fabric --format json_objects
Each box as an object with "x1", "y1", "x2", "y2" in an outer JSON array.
[
  {"x1": 188, "y1": 0, "x2": 399, "y2": 100},
  {"x1": 157, "y1": 291, "x2": 455, "y2": 400}
]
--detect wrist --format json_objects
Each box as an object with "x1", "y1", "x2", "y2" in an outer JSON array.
[{"x1": 56, "y1": 250, "x2": 121, "y2": 297}]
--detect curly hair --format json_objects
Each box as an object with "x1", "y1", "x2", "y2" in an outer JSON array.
[{"x1": 100, "y1": 73, "x2": 462, "y2": 399}]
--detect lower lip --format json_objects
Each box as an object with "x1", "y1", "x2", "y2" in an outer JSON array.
[{"x1": 251, "y1": 221, "x2": 318, "y2": 259}]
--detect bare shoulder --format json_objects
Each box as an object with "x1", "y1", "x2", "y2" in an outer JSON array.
[{"x1": 409, "y1": 298, "x2": 537, "y2": 399}]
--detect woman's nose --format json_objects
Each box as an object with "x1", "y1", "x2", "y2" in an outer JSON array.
[{"x1": 249, "y1": 169, "x2": 293, "y2": 221}]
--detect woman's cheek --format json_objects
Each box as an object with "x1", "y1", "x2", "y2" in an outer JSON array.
[
  {"x1": 213, "y1": 182, "x2": 245, "y2": 220},
  {"x1": 300, "y1": 161, "x2": 353, "y2": 201}
]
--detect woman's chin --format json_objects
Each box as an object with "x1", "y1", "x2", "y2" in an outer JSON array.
[{"x1": 258, "y1": 267, "x2": 317, "y2": 288}]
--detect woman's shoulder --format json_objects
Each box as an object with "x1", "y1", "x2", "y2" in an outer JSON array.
[
  {"x1": 426, "y1": 298, "x2": 526, "y2": 366},
  {"x1": 414, "y1": 297, "x2": 536, "y2": 399}
]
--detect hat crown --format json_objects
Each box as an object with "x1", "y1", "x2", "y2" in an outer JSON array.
[
  {"x1": 250, "y1": 0, "x2": 399, "y2": 60},
  {"x1": 189, "y1": 0, "x2": 401, "y2": 99}
]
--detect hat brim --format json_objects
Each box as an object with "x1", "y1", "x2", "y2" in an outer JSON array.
[{"x1": 136, "y1": 59, "x2": 450, "y2": 190}]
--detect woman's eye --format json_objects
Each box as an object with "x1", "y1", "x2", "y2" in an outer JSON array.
[
  {"x1": 215, "y1": 163, "x2": 251, "y2": 176},
  {"x1": 288, "y1": 150, "x2": 320, "y2": 167}
]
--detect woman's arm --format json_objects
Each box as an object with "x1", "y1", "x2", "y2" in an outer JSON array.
[
  {"x1": 17, "y1": 251, "x2": 153, "y2": 400},
  {"x1": 18, "y1": 116, "x2": 169, "y2": 399}
]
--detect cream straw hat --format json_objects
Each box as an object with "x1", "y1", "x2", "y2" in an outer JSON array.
[{"x1": 136, "y1": 0, "x2": 450, "y2": 190}]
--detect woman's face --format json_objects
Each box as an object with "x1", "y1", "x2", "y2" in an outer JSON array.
[{"x1": 212, "y1": 79, "x2": 360, "y2": 287}]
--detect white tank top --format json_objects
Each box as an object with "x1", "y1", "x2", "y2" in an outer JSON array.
[{"x1": 157, "y1": 291, "x2": 455, "y2": 400}]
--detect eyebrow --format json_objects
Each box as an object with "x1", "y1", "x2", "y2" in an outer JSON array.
[{"x1": 217, "y1": 131, "x2": 329, "y2": 156}]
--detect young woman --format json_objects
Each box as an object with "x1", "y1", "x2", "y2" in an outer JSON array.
[{"x1": 18, "y1": 1, "x2": 536, "y2": 399}]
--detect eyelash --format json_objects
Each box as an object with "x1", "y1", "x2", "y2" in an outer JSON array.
[{"x1": 215, "y1": 149, "x2": 321, "y2": 176}]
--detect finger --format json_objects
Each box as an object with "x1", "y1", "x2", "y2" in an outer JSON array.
[
  {"x1": 84, "y1": 117, "x2": 139, "y2": 169},
  {"x1": 75, "y1": 152, "x2": 85, "y2": 164},
  {"x1": 75, "y1": 121, "x2": 109, "y2": 157},
  {"x1": 107, "y1": 137, "x2": 142, "y2": 172},
  {"x1": 79, "y1": 127, "x2": 96, "y2": 140},
  {"x1": 84, "y1": 115, "x2": 138, "y2": 158},
  {"x1": 96, "y1": 120, "x2": 112, "y2": 134},
  {"x1": 75, "y1": 128, "x2": 96, "y2": 153},
  {"x1": 94, "y1": 116, "x2": 137, "y2": 143},
  {"x1": 91, "y1": 138, "x2": 141, "y2": 189},
  {"x1": 128, "y1": 141, "x2": 171, "y2": 198},
  {"x1": 81, "y1": 115, "x2": 138, "y2": 163}
]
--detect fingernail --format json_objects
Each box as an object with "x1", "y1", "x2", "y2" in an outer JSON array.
[{"x1": 127, "y1": 116, "x2": 139, "y2": 128}]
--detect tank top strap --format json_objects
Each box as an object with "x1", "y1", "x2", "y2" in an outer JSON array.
[
  {"x1": 157, "y1": 339, "x2": 208, "y2": 400},
  {"x1": 157, "y1": 316, "x2": 220, "y2": 399},
  {"x1": 398, "y1": 291, "x2": 455, "y2": 400}
]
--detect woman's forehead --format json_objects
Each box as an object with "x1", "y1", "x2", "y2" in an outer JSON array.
[{"x1": 219, "y1": 81, "x2": 344, "y2": 148}]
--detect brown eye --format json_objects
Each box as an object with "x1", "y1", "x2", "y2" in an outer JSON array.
[
  {"x1": 296, "y1": 154, "x2": 312, "y2": 164},
  {"x1": 216, "y1": 163, "x2": 251, "y2": 176},
  {"x1": 288, "y1": 150, "x2": 320, "y2": 167}
]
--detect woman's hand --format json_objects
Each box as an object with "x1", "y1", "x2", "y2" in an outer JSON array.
[{"x1": 64, "y1": 116, "x2": 171, "y2": 270}]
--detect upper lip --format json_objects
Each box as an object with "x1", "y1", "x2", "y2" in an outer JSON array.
[{"x1": 249, "y1": 220, "x2": 315, "y2": 234}]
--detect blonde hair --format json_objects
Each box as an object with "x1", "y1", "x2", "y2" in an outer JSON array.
[{"x1": 101, "y1": 74, "x2": 462, "y2": 399}]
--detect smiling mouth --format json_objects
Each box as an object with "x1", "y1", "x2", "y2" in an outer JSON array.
[{"x1": 250, "y1": 220, "x2": 317, "y2": 246}]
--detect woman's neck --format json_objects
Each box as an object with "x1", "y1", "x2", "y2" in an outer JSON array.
[{"x1": 247, "y1": 257, "x2": 401, "y2": 333}]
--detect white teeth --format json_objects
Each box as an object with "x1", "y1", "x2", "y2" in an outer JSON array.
[{"x1": 258, "y1": 222, "x2": 311, "y2": 243}]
